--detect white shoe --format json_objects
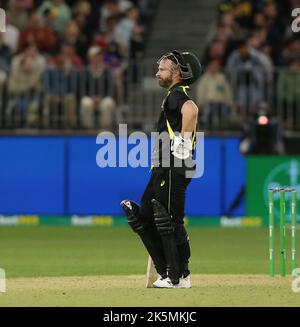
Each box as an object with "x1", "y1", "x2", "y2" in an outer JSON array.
[
  {"x1": 152, "y1": 275, "x2": 192, "y2": 289},
  {"x1": 177, "y1": 275, "x2": 191, "y2": 288},
  {"x1": 152, "y1": 276, "x2": 176, "y2": 288}
]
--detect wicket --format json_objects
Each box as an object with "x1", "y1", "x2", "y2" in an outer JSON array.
[{"x1": 268, "y1": 187, "x2": 297, "y2": 277}]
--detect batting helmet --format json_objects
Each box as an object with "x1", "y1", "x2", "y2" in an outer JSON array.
[{"x1": 157, "y1": 50, "x2": 202, "y2": 85}]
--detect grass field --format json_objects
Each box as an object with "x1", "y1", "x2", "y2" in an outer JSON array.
[{"x1": 0, "y1": 226, "x2": 300, "y2": 306}]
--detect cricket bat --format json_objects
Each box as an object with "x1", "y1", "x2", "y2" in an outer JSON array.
[{"x1": 146, "y1": 256, "x2": 158, "y2": 288}]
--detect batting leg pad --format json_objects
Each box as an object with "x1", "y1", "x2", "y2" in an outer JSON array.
[
  {"x1": 151, "y1": 199, "x2": 181, "y2": 283},
  {"x1": 120, "y1": 200, "x2": 144, "y2": 234},
  {"x1": 120, "y1": 199, "x2": 167, "y2": 277},
  {"x1": 174, "y1": 223, "x2": 191, "y2": 277}
]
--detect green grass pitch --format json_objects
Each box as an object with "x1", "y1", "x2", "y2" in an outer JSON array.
[{"x1": 0, "y1": 226, "x2": 299, "y2": 306}]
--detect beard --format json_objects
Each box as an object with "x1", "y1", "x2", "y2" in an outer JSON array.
[{"x1": 157, "y1": 75, "x2": 173, "y2": 89}]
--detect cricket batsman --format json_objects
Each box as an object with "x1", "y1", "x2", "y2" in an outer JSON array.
[{"x1": 121, "y1": 50, "x2": 201, "y2": 288}]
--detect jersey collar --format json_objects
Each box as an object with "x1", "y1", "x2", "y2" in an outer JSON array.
[{"x1": 168, "y1": 82, "x2": 187, "y2": 92}]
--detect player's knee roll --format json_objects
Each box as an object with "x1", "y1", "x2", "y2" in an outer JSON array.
[
  {"x1": 120, "y1": 200, "x2": 144, "y2": 234},
  {"x1": 151, "y1": 199, "x2": 174, "y2": 235}
]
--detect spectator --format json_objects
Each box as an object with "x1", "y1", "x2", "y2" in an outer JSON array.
[
  {"x1": 0, "y1": 32, "x2": 12, "y2": 83},
  {"x1": 211, "y1": 23, "x2": 233, "y2": 46},
  {"x1": 115, "y1": 6, "x2": 143, "y2": 60},
  {"x1": 40, "y1": 8, "x2": 56, "y2": 29},
  {"x1": 3, "y1": 11, "x2": 20, "y2": 54},
  {"x1": 252, "y1": 11, "x2": 268, "y2": 29},
  {"x1": 60, "y1": 20, "x2": 79, "y2": 43},
  {"x1": 129, "y1": 17, "x2": 144, "y2": 59},
  {"x1": 118, "y1": 0, "x2": 134, "y2": 14},
  {"x1": 0, "y1": 32, "x2": 11, "y2": 121},
  {"x1": 80, "y1": 46, "x2": 116, "y2": 129},
  {"x1": 37, "y1": 0, "x2": 71, "y2": 33},
  {"x1": 7, "y1": 43, "x2": 45, "y2": 127},
  {"x1": 249, "y1": 27, "x2": 268, "y2": 48},
  {"x1": 278, "y1": 38, "x2": 300, "y2": 67},
  {"x1": 202, "y1": 40, "x2": 226, "y2": 67},
  {"x1": 248, "y1": 34, "x2": 274, "y2": 100},
  {"x1": 263, "y1": 0, "x2": 287, "y2": 62},
  {"x1": 60, "y1": 42, "x2": 84, "y2": 70},
  {"x1": 72, "y1": 11, "x2": 92, "y2": 59},
  {"x1": 59, "y1": 21, "x2": 85, "y2": 59},
  {"x1": 18, "y1": 13, "x2": 57, "y2": 54},
  {"x1": 232, "y1": 0, "x2": 254, "y2": 29},
  {"x1": 93, "y1": 16, "x2": 120, "y2": 51},
  {"x1": 264, "y1": 0, "x2": 286, "y2": 42},
  {"x1": 81, "y1": 0, "x2": 102, "y2": 33},
  {"x1": 204, "y1": 10, "x2": 248, "y2": 65},
  {"x1": 93, "y1": 16, "x2": 124, "y2": 99},
  {"x1": 277, "y1": 59, "x2": 300, "y2": 128},
  {"x1": 226, "y1": 38, "x2": 268, "y2": 116},
  {"x1": 196, "y1": 59, "x2": 234, "y2": 129},
  {"x1": 72, "y1": 0, "x2": 91, "y2": 17},
  {"x1": 8, "y1": 0, "x2": 30, "y2": 30},
  {"x1": 100, "y1": 0, "x2": 120, "y2": 33},
  {"x1": 43, "y1": 50, "x2": 78, "y2": 128},
  {"x1": 104, "y1": 41, "x2": 124, "y2": 103},
  {"x1": 135, "y1": 0, "x2": 150, "y2": 20}
]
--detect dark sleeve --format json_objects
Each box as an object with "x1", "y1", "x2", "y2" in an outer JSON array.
[{"x1": 166, "y1": 90, "x2": 189, "y2": 113}]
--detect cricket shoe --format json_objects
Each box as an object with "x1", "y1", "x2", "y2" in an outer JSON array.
[
  {"x1": 152, "y1": 275, "x2": 192, "y2": 288},
  {"x1": 152, "y1": 276, "x2": 177, "y2": 288},
  {"x1": 177, "y1": 275, "x2": 191, "y2": 288}
]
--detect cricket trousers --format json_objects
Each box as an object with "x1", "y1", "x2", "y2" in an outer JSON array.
[{"x1": 139, "y1": 167, "x2": 192, "y2": 278}]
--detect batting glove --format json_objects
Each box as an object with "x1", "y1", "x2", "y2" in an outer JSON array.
[{"x1": 171, "y1": 135, "x2": 192, "y2": 160}]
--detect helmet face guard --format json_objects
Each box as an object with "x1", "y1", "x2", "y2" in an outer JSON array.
[{"x1": 157, "y1": 50, "x2": 202, "y2": 85}]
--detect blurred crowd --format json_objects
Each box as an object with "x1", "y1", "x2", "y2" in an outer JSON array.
[
  {"x1": 195, "y1": 0, "x2": 300, "y2": 132},
  {"x1": 0, "y1": 0, "x2": 300, "y2": 134},
  {"x1": 0, "y1": 0, "x2": 151, "y2": 129}
]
